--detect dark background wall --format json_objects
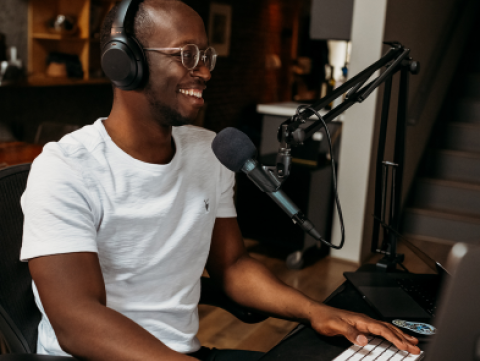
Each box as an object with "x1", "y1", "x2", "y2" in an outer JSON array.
[{"x1": 0, "y1": 0, "x2": 299, "y2": 142}]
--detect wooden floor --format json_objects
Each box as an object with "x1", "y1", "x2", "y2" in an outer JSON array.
[{"x1": 197, "y1": 238, "x2": 435, "y2": 353}]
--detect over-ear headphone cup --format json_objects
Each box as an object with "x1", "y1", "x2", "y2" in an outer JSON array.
[{"x1": 101, "y1": 41, "x2": 141, "y2": 90}]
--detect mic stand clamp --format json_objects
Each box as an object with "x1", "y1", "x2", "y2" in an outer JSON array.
[
  {"x1": 275, "y1": 111, "x2": 310, "y2": 180},
  {"x1": 275, "y1": 123, "x2": 293, "y2": 180}
]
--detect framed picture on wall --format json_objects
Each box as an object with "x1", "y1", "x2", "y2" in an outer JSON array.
[{"x1": 208, "y1": 3, "x2": 232, "y2": 57}]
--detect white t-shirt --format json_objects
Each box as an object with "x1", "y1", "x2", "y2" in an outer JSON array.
[{"x1": 20, "y1": 119, "x2": 236, "y2": 356}]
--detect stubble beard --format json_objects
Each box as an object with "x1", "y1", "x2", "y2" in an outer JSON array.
[{"x1": 144, "y1": 84, "x2": 194, "y2": 127}]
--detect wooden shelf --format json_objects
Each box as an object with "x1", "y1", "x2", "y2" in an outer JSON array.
[
  {"x1": 28, "y1": 0, "x2": 116, "y2": 87},
  {"x1": 32, "y1": 33, "x2": 88, "y2": 41},
  {"x1": 27, "y1": 73, "x2": 110, "y2": 86},
  {"x1": 1, "y1": 74, "x2": 110, "y2": 87}
]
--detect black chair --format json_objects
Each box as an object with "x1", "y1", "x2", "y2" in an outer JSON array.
[
  {"x1": 33, "y1": 123, "x2": 80, "y2": 146},
  {"x1": 0, "y1": 164, "x2": 266, "y2": 360}
]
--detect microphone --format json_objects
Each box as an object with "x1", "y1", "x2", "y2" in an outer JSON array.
[{"x1": 212, "y1": 127, "x2": 322, "y2": 240}]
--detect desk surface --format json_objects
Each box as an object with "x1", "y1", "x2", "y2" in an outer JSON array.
[
  {"x1": 0, "y1": 142, "x2": 42, "y2": 169},
  {"x1": 259, "y1": 265, "x2": 430, "y2": 361}
]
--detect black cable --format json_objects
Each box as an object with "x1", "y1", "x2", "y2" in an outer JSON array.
[{"x1": 293, "y1": 105, "x2": 345, "y2": 250}]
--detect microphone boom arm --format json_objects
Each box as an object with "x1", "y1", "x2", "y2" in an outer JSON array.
[{"x1": 275, "y1": 42, "x2": 420, "y2": 270}]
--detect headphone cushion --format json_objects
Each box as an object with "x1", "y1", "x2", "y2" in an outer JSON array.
[{"x1": 101, "y1": 38, "x2": 146, "y2": 90}]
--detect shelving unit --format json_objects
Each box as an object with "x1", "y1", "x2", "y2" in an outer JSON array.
[{"x1": 27, "y1": 0, "x2": 116, "y2": 86}]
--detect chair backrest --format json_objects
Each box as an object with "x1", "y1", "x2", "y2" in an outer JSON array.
[
  {"x1": 0, "y1": 164, "x2": 40, "y2": 353},
  {"x1": 34, "y1": 122, "x2": 79, "y2": 146}
]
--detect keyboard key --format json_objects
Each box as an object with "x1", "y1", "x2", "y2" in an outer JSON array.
[
  {"x1": 377, "y1": 353, "x2": 397, "y2": 361},
  {"x1": 332, "y1": 337, "x2": 424, "y2": 360},
  {"x1": 391, "y1": 350, "x2": 409, "y2": 360},
  {"x1": 349, "y1": 349, "x2": 371, "y2": 360},
  {"x1": 404, "y1": 351, "x2": 424, "y2": 360},
  {"x1": 375, "y1": 346, "x2": 400, "y2": 360},
  {"x1": 332, "y1": 347, "x2": 359, "y2": 361}
]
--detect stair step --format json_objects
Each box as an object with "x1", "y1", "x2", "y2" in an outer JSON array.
[
  {"x1": 402, "y1": 207, "x2": 480, "y2": 245},
  {"x1": 412, "y1": 178, "x2": 480, "y2": 217},
  {"x1": 402, "y1": 234, "x2": 455, "y2": 268},
  {"x1": 455, "y1": 98, "x2": 480, "y2": 123},
  {"x1": 444, "y1": 122, "x2": 480, "y2": 152},
  {"x1": 426, "y1": 149, "x2": 480, "y2": 183}
]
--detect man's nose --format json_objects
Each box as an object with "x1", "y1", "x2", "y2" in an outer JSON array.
[{"x1": 191, "y1": 61, "x2": 211, "y2": 82}]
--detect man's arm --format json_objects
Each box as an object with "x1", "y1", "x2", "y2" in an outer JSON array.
[
  {"x1": 29, "y1": 252, "x2": 197, "y2": 361},
  {"x1": 206, "y1": 218, "x2": 421, "y2": 355}
]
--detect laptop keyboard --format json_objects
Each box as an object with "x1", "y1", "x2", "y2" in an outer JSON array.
[
  {"x1": 332, "y1": 336, "x2": 424, "y2": 360},
  {"x1": 396, "y1": 278, "x2": 438, "y2": 316}
]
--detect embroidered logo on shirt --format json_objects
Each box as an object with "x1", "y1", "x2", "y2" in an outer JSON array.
[{"x1": 204, "y1": 199, "x2": 210, "y2": 213}]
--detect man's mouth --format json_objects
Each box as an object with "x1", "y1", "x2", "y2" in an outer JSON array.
[{"x1": 178, "y1": 88, "x2": 203, "y2": 99}]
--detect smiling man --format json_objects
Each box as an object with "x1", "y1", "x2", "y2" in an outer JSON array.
[{"x1": 20, "y1": 1, "x2": 421, "y2": 361}]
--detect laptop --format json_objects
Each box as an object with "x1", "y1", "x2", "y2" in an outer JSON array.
[
  {"x1": 344, "y1": 239, "x2": 450, "y2": 322},
  {"x1": 423, "y1": 244, "x2": 480, "y2": 361}
]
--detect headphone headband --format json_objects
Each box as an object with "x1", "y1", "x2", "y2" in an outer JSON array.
[{"x1": 112, "y1": 0, "x2": 134, "y2": 29}]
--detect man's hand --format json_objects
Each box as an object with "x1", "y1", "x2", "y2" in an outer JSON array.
[{"x1": 308, "y1": 304, "x2": 421, "y2": 355}]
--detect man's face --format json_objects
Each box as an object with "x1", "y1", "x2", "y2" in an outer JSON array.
[{"x1": 142, "y1": 5, "x2": 211, "y2": 127}]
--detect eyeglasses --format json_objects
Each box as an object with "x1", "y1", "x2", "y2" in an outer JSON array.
[{"x1": 143, "y1": 44, "x2": 217, "y2": 71}]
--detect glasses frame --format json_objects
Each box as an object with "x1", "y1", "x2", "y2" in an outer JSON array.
[{"x1": 143, "y1": 44, "x2": 217, "y2": 71}]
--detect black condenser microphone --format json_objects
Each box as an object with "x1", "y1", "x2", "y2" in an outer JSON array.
[{"x1": 212, "y1": 127, "x2": 322, "y2": 240}]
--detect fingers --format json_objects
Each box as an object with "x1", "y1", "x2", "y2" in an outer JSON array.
[
  {"x1": 310, "y1": 308, "x2": 421, "y2": 355},
  {"x1": 338, "y1": 323, "x2": 369, "y2": 346},
  {"x1": 403, "y1": 332, "x2": 419, "y2": 345},
  {"x1": 363, "y1": 321, "x2": 421, "y2": 355},
  {"x1": 385, "y1": 323, "x2": 419, "y2": 345}
]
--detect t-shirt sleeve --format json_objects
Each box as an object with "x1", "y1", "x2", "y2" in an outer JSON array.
[
  {"x1": 216, "y1": 164, "x2": 237, "y2": 218},
  {"x1": 20, "y1": 146, "x2": 98, "y2": 261}
]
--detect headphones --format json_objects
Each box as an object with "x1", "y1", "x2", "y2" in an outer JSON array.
[{"x1": 101, "y1": 0, "x2": 147, "y2": 91}]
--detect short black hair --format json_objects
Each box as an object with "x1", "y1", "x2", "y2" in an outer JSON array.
[{"x1": 100, "y1": 0, "x2": 154, "y2": 52}]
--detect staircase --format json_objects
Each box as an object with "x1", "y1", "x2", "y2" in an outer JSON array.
[{"x1": 402, "y1": 61, "x2": 480, "y2": 264}]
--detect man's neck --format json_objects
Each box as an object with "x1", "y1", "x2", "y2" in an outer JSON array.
[{"x1": 104, "y1": 97, "x2": 175, "y2": 165}]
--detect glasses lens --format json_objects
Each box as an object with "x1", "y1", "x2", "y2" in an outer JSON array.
[
  {"x1": 182, "y1": 44, "x2": 199, "y2": 70},
  {"x1": 205, "y1": 47, "x2": 217, "y2": 71}
]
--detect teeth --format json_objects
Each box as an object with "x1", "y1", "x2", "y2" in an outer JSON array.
[{"x1": 179, "y1": 88, "x2": 202, "y2": 99}]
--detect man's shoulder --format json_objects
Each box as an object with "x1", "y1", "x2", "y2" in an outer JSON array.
[
  {"x1": 56, "y1": 121, "x2": 105, "y2": 155},
  {"x1": 33, "y1": 120, "x2": 105, "y2": 173}
]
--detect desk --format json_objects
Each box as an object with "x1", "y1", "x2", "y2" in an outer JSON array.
[
  {"x1": 0, "y1": 142, "x2": 43, "y2": 169},
  {"x1": 259, "y1": 265, "x2": 429, "y2": 361}
]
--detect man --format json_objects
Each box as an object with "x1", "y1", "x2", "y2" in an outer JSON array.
[{"x1": 20, "y1": 1, "x2": 421, "y2": 360}]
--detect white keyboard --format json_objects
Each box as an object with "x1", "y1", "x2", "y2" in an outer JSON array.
[{"x1": 332, "y1": 336, "x2": 424, "y2": 360}]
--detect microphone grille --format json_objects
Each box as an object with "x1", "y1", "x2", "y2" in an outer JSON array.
[{"x1": 212, "y1": 127, "x2": 257, "y2": 172}]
